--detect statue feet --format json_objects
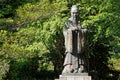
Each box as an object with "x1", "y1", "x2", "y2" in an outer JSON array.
[
  {"x1": 62, "y1": 65, "x2": 74, "y2": 74},
  {"x1": 74, "y1": 65, "x2": 87, "y2": 73},
  {"x1": 62, "y1": 65, "x2": 87, "y2": 74}
]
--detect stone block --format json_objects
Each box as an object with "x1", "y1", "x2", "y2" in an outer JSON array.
[{"x1": 55, "y1": 73, "x2": 91, "y2": 80}]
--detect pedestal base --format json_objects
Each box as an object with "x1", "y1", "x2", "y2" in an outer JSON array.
[{"x1": 55, "y1": 73, "x2": 91, "y2": 80}]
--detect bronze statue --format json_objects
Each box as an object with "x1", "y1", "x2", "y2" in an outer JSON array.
[{"x1": 62, "y1": 5, "x2": 88, "y2": 74}]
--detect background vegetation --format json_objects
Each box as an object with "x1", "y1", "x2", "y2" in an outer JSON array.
[{"x1": 0, "y1": 0, "x2": 120, "y2": 80}]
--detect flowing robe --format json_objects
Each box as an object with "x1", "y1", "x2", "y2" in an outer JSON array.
[{"x1": 62, "y1": 20, "x2": 88, "y2": 73}]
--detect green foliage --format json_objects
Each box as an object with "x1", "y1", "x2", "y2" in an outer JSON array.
[
  {"x1": 0, "y1": 1, "x2": 68, "y2": 79},
  {"x1": 79, "y1": 0, "x2": 120, "y2": 79},
  {"x1": 15, "y1": 0, "x2": 68, "y2": 27},
  {"x1": 5, "y1": 57, "x2": 39, "y2": 80},
  {"x1": 0, "y1": 26, "x2": 54, "y2": 79},
  {"x1": 109, "y1": 54, "x2": 120, "y2": 70}
]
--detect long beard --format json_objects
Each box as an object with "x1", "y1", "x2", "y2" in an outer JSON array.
[{"x1": 73, "y1": 17, "x2": 78, "y2": 26}]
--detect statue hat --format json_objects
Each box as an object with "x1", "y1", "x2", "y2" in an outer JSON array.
[{"x1": 71, "y1": 5, "x2": 78, "y2": 13}]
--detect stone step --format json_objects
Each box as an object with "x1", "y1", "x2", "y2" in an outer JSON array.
[{"x1": 55, "y1": 74, "x2": 91, "y2": 80}]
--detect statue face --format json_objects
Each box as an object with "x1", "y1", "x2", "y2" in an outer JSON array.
[
  {"x1": 71, "y1": 12, "x2": 79, "y2": 20},
  {"x1": 71, "y1": 5, "x2": 79, "y2": 23}
]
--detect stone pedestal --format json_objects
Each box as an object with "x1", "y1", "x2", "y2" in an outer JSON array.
[{"x1": 55, "y1": 73, "x2": 91, "y2": 80}]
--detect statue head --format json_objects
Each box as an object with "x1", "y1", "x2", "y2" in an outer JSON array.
[
  {"x1": 70, "y1": 5, "x2": 79, "y2": 24},
  {"x1": 71, "y1": 5, "x2": 79, "y2": 13}
]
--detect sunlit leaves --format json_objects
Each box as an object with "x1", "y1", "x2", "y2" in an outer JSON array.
[{"x1": 16, "y1": 1, "x2": 68, "y2": 26}]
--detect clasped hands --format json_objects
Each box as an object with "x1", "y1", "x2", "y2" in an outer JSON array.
[{"x1": 69, "y1": 27, "x2": 79, "y2": 31}]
